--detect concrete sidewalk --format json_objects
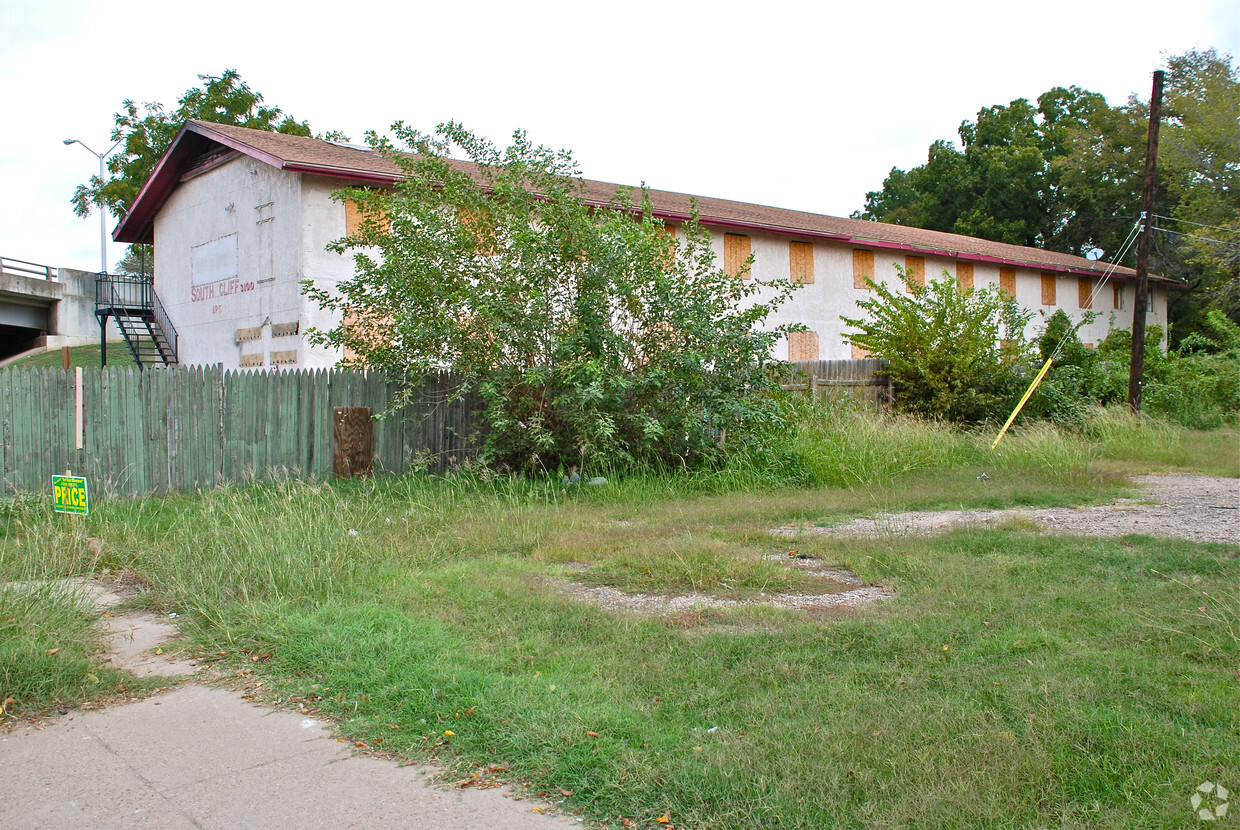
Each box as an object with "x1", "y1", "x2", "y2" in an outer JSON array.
[
  {"x1": 1, "y1": 685, "x2": 567, "y2": 829},
  {"x1": 0, "y1": 582, "x2": 569, "y2": 829}
]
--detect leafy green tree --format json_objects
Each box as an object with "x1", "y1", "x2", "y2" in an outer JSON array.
[
  {"x1": 71, "y1": 70, "x2": 312, "y2": 221},
  {"x1": 115, "y1": 244, "x2": 153, "y2": 278},
  {"x1": 856, "y1": 49, "x2": 1239, "y2": 342},
  {"x1": 305, "y1": 122, "x2": 800, "y2": 473},
  {"x1": 842, "y1": 268, "x2": 1031, "y2": 423},
  {"x1": 1158, "y1": 49, "x2": 1240, "y2": 329}
]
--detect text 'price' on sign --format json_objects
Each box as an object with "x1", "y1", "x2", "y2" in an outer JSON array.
[{"x1": 52, "y1": 475, "x2": 89, "y2": 516}]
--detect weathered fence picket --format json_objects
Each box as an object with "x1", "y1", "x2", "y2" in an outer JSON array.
[
  {"x1": 0, "y1": 366, "x2": 481, "y2": 497},
  {"x1": 783, "y1": 358, "x2": 892, "y2": 407}
]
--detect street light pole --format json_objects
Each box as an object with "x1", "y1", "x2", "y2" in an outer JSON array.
[{"x1": 64, "y1": 138, "x2": 123, "y2": 274}]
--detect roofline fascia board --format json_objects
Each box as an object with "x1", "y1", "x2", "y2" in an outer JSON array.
[
  {"x1": 577, "y1": 200, "x2": 854, "y2": 244},
  {"x1": 282, "y1": 162, "x2": 400, "y2": 185},
  {"x1": 842, "y1": 235, "x2": 1167, "y2": 282},
  {"x1": 113, "y1": 122, "x2": 199, "y2": 243}
]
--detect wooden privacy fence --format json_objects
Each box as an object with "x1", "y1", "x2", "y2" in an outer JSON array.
[
  {"x1": 783, "y1": 358, "x2": 892, "y2": 406},
  {"x1": 0, "y1": 366, "x2": 482, "y2": 497}
]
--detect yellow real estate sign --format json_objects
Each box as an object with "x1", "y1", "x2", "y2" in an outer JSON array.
[{"x1": 52, "y1": 474, "x2": 89, "y2": 516}]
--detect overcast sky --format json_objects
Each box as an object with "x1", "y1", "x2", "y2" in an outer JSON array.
[{"x1": 1, "y1": 0, "x2": 1236, "y2": 273}]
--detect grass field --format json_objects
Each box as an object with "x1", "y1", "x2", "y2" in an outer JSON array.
[
  {"x1": 3, "y1": 343, "x2": 140, "y2": 370},
  {"x1": 2, "y1": 404, "x2": 1236, "y2": 828}
]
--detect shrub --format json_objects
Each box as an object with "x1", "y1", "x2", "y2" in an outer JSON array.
[
  {"x1": 305, "y1": 123, "x2": 800, "y2": 474},
  {"x1": 842, "y1": 267, "x2": 1032, "y2": 423}
]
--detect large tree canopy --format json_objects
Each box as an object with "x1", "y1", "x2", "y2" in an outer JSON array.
[
  {"x1": 854, "y1": 49, "x2": 1239, "y2": 339},
  {"x1": 71, "y1": 70, "x2": 313, "y2": 222},
  {"x1": 854, "y1": 86, "x2": 1129, "y2": 255},
  {"x1": 305, "y1": 122, "x2": 800, "y2": 473}
]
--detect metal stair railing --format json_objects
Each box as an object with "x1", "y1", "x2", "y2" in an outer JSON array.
[
  {"x1": 150, "y1": 290, "x2": 178, "y2": 365},
  {"x1": 95, "y1": 273, "x2": 178, "y2": 368}
]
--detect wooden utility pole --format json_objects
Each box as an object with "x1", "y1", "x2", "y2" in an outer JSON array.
[{"x1": 1128, "y1": 70, "x2": 1164, "y2": 413}]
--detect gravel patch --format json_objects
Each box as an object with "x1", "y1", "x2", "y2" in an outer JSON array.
[
  {"x1": 556, "y1": 558, "x2": 891, "y2": 616},
  {"x1": 773, "y1": 474, "x2": 1238, "y2": 545}
]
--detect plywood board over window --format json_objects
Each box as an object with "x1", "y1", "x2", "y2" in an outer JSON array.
[
  {"x1": 346, "y1": 198, "x2": 391, "y2": 237},
  {"x1": 788, "y1": 330, "x2": 819, "y2": 361},
  {"x1": 1079, "y1": 277, "x2": 1094, "y2": 309},
  {"x1": 956, "y1": 262, "x2": 974, "y2": 292},
  {"x1": 905, "y1": 255, "x2": 925, "y2": 292},
  {"x1": 660, "y1": 223, "x2": 677, "y2": 267},
  {"x1": 1041, "y1": 272, "x2": 1056, "y2": 305},
  {"x1": 999, "y1": 267, "x2": 1016, "y2": 298},
  {"x1": 853, "y1": 249, "x2": 875, "y2": 289},
  {"x1": 345, "y1": 200, "x2": 363, "y2": 236},
  {"x1": 789, "y1": 241, "x2": 814, "y2": 284},
  {"x1": 851, "y1": 344, "x2": 872, "y2": 359},
  {"x1": 724, "y1": 233, "x2": 751, "y2": 279}
]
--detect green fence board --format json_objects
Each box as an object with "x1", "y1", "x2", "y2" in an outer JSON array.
[{"x1": 0, "y1": 365, "x2": 480, "y2": 496}]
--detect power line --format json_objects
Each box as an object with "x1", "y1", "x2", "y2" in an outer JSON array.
[
  {"x1": 1047, "y1": 217, "x2": 1142, "y2": 364},
  {"x1": 1151, "y1": 214, "x2": 1239, "y2": 235}
]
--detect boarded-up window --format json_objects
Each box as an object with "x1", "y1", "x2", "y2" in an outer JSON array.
[
  {"x1": 999, "y1": 267, "x2": 1016, "y2": 298},
  {"x1": 1113, "y1": 284, "x2": 1124, "y2": 309},
  {"x1": 660, "y1": 224, "x2": 677, "y2": 267},
  {"x1": 1040, "y1": 272, "x2": 1056, "y2": 305},
  {"x1": 956, "y1": 262, "x2": 974, "y2": 292},
  {"x1": 458, "y1": 207, "x2": 497, "y2": 255},
  {"x1": 1079, "y1": 277, "x2": 1094, "y2": 309},
  {"x1": 789, "y1": 241, "x2": 814, "y2": 284},
  {"x1": 724, "y1": 233, "x2": 751, "y2": 279},
  {"x1": 345, "y1": 198, "x2": 390, "y2": 237},
  {"x1": 853, "y1": 249, "x2": 875, "y2": 289},
  {"x1": 345, "y1": 200, "x2": 363, "y2": 236},
  {"x1": 788, "y1": 330, "x2": 819, "y2": 361},
  {"x1": 851, "y1": 343, "x2": 872, "y2": 359},
  {"x1": 905, "y1": 256, "x2": 925, "y2": 292}
]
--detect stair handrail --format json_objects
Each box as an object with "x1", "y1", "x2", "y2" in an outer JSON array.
[
  {"x1": 95, "y1": 272, "x2": 177, "y2": 368},
  {"x1": 151, "y1": 289, "x2": 178, "y2": 365}
]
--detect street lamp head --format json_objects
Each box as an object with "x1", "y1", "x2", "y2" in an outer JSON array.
[{"x1": 63, "y1": 139, "x2": 76, "y2": 145}]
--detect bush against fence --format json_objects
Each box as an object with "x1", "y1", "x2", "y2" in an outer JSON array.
[{"x1": 0, "y1": 366, "x2": 481, "y2": 497}]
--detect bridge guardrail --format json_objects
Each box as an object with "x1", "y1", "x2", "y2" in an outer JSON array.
[{"x1": 0, "y1": 256, "x2": 58, "y2": 281}]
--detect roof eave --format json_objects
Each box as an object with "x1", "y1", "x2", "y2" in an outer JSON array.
[{"x1": 112, "y1": 122, "x2": 203, "y2": 244}]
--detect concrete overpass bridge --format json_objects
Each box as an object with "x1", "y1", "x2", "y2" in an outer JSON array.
[
  {"x1": 0, "y1": 257, "x2": 175, "y2": 366},
  {"x1": 0, "y1": 257, "x2": 93, "y2": 360}
]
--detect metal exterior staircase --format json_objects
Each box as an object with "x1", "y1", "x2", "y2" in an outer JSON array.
[{"x1": 95, "y1": 274, "x2": 178, "y2": 368}]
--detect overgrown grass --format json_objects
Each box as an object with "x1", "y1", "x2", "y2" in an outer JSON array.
[
  {"x1": 1, "y1": 406, "x2": 1236, "y2": 827},
  {"x1": 0, "y1": 495, "x2": 155, "y2": 712}
]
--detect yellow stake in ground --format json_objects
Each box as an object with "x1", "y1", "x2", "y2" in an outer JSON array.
[{"x1": 991, "y1": 357, "x2": 1054, "y2": 450}]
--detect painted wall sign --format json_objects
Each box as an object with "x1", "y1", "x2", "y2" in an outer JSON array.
[
  {"x1": 52, "y1": 474, "x2": 89, "y2": 515},
  {"x1": 191, "y1": 277, "x2": 256, "y2": 303},
  {"x1": 191, "y1": 233, "x2": 238, "y2": 286}
]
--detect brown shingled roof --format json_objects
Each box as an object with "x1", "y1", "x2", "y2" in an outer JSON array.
[{"x1": 115, "y1": 120, "x2": 1163, "y2": 283}]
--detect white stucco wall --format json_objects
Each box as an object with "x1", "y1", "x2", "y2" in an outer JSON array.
[
  {"x1": 154, "y1": 157, "x2": 303, "y2": 368},
  {"x1": 703, "y1": 227, "x2": 1169, "y2": 361},
  {"x1": 153, "y1": 158, "x2": 356, "y2": 370},
  {"x1": 155, "y1": 163, "x2": 1169, "y2": 369},
  {"x1": 298, "y1": 175, "x2": 356, "y2": 368}
]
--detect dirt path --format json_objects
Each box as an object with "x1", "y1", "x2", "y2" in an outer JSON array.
[
  {"x1": 773, "y1": 474, "x2": 1238, "y2": 545},
  {"x1": 0, "y1": 582, "x2": 569, "y2": 830}
]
